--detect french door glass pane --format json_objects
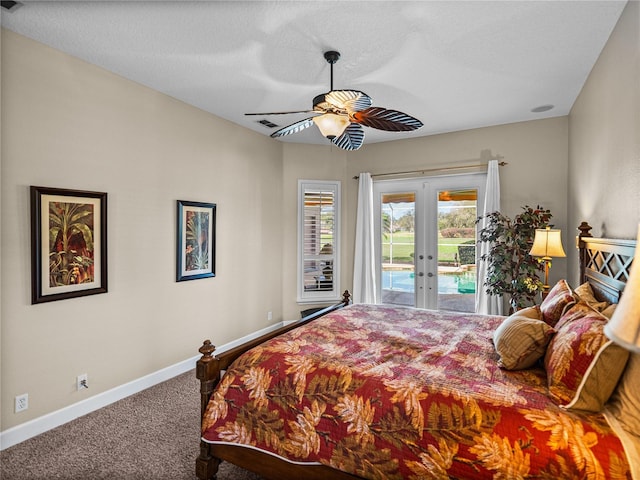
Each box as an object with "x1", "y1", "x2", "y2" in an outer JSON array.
[
  {"x1": 381, "y1": 192, "x2": 415, "y2": 307},
  {"x1": 437, "y1": 189, "x2": 477, "y2": 313}
]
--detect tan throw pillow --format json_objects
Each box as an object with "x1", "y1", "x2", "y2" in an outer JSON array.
[
  {"x1": 607, "y1": 352, "x2": 640, "y2": 434},
  {"x1": 600, "y1": 303, "x2": 617, "y2": 319},
  {"x1": 544, "y1": 310, "x2": 629, "y2": 412},
  {"x1": 494, "y1": 306, "x2": 555, "y2": 370},
  {"x1": 574, "y1": 282, "x2": 610, "y2": 312}
]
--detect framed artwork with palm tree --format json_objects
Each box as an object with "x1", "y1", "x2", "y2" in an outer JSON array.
[
  {"x1": 30, "y1": 186, "x2": 108, "y2": 304},
  {"x1": 176, "y1": 200, "x2": 216, "y2": 282}
]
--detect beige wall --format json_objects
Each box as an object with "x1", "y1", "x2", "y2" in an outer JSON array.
[
  {"x1": 343, "y1": 117, "x2": 570, "y2": 292},
  {"x1": 278, "y1": 119, "x2": 570, "y2": 320},
  {"x1": 568, "y1": 0, "x2": 640, "y2": 285},
  {"x1": 1, "y1": 30, "x2": 284, "y2": 430},
  {"x1": 281, "y1": 143, "x2": 349, "y2": 320}
]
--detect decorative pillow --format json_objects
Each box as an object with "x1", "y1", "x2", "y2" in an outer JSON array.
[
  {"x1": 574, "y1": 282, "x2": 610, "y2": 312},
  {"x1": 607, "y1": 352, "x2": 640, "y2": 434},
  {"x1": 512, "y1": 305, "x2": 541, "y2": 320},
  {"x1": 494, "y1": 306, "x2": 555, "y2": 370},
  {"x1": 540, "y1": 279, "x2": 576, "y2": 327},
  {"x1": 544, "y1": 311, "x2": 630, "y2": 412},
  {"x1": 600, "y1": 303, "x2": 617, "y2": 319},
  {"x1": 554, "y1": 301, "x2": 600, "y2": 331}
]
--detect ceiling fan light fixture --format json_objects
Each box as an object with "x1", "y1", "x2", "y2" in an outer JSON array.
[
  {"x1": 245, "y1": 50, "x2": 422, "y2": 150},
  {"x1": 313, "y1": 113, "x2": 350, "y2": 139}
]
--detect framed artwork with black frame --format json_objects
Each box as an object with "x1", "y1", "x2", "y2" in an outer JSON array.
[
  {"x1": 176, "y1": 200, "x2": 216, "y2": 282},
  {"x1": 30, "y1": 186, "x2": 108, "y2": 304}
]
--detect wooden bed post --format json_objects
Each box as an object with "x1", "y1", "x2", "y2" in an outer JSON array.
[
  {"x1": 342, "y1": 290, "x2": 351, "y2": 305},
  {"x1": 577, "y1": 222, "x2": 593, "y2": 284},
  {"x1": 196, "y1": 340, "x2": 219, "y2": 416},
  {"x1": 196, "y1": 340, "x2": 222, "y2": 480}
]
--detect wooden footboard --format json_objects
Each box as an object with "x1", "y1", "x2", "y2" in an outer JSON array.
[{"x1": 196, "y1": 290, "x2": 351, "y2": 480}]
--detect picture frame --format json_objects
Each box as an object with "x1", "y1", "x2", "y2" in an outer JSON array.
[
  {"x1": 30, "y1": 186, "x2": 108, "y2": 304},
  {"x1": 176, "y1": 200, "x2": 216, "y2": 282}
]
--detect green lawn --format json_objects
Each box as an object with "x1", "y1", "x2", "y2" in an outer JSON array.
[{"x1": 382, "y1": 232, "x2": 475, "y2": 264}]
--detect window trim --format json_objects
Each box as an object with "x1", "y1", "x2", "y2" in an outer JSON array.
[{"x1": 297, "y1": 179, "x2": 341, "y2": 304}]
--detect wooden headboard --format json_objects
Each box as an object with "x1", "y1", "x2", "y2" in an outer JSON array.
[{"x1": 577, "y1": 222, "x2": 636, "y2": 304}]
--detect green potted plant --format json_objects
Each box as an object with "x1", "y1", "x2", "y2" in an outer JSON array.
[{"x1": 477, "y1": 205, "x2": 553, "y2": 313}]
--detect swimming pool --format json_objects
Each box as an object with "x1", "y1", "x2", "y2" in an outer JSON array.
[{"x1": 382, "y1": 269, "x2": 476, "y2": 294}]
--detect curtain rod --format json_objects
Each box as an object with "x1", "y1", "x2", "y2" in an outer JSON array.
[{"x1": 352, "y1": 160, "x2": 507, "y2": 180}]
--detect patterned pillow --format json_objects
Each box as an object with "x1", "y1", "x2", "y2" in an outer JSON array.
[
  {"x1": 574, "y1": 282, "x2": 609, "y2": 312},
  {"x1": 540, "y1": 279, "x2": 576, "y2": 327},
  {"x1": 606, "y1": 352, "x2": 640, "y2": 435},
  {"x1": 493, "y1": 306, "x2": 555, "y2": 370},
  {"x1": 544, "y1": 311, "x2": 630, "y2": 412},
  {"x1": 554, "y1": 301, "x2": 599, "y2": 331}
]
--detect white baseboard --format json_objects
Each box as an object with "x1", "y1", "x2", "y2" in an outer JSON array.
[{"x1": 0, "y1": 320, "x2": 288, "y2": 451}]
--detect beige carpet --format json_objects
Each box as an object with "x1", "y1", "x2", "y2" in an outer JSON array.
[{"x1": 0, "y1": 370, "x2": 262, "y2": 480}]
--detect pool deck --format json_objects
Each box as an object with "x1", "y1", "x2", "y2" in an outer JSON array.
[
  {"x1": 439, "y1": 265, "x2": 477, "y2": 274},
  {"x1": 381, "y1": 264, "x2": 477, "y2": 312},
  {"x1": 381, "y1": 290, "x2": 475, "y2": 313},
  {"x1": 384, "y1": 264, "x2": 476, "y2": 273}
]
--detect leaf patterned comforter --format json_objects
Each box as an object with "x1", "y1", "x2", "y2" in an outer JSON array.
[{"x1": 202, "y1": 304, "x2": 631, "y2": 479}]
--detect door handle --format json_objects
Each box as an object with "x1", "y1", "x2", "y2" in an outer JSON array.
[
  {"x1": 418, "y1": 272, "x2": 424, "y2": 277},
  {"x1": 427, "y1": 272, "x2": 434, "y2": 277}
]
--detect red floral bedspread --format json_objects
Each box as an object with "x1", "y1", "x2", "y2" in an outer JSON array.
[{"x1": 202, "y1": 304, "x2": 631, "y2": 479}]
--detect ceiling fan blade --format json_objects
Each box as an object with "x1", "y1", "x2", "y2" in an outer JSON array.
[
  {"x1": 245, "y1": 110, "x2": 316, "y2": 116},
  {"x1": 331, "y1": 123, "x2": 365, "y2": 151},
  {"x1": 352, "y1": 107, "x2": 423, "y2": 131},
  {"x1": 316, "y1": 90, "x2": 372, "y2": 113},
  {"x1": 270, "y1": 117, "x2": 315, "y2": 138}
]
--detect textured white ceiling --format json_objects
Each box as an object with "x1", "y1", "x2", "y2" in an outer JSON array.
[{"x1": 1, "y1": 1, "x2": 627, "y2": 146}]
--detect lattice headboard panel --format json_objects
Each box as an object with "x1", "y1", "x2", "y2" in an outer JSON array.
[{"x1": 578, "y1": 222, "x2": 636, "y2": 304}]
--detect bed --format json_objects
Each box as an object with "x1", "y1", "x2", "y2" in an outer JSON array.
[{"x1": 195, "y1": 222, "x2": 640, "y2": 479}]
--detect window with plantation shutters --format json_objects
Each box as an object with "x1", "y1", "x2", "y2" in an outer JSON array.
[{"x1": 298, "y1": 180, "x2": 341, "y2": 303}]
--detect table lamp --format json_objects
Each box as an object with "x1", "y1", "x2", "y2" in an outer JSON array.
[
  {"x1": 529, "y1": 227, "x2": 566, "y2": 294},
  {"x1": 605, "y1": 224, "x2": 640, "y2": 353}
]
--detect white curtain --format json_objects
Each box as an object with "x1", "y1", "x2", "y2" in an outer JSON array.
[
  {"x1": 353, "y1": 172, "x2": 377, "y2": 304},
  {"x1": 476, "y1": 160, "x2": 502, "y2": 315}
]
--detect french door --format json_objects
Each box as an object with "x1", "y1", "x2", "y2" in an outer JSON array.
[{"x1": 373, "y1": 174, "x2": 486, "y2": 311}]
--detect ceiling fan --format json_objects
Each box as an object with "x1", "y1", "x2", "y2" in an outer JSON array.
[{"x1": 245, "y1": 51, "x2": 423, "y2": 151}]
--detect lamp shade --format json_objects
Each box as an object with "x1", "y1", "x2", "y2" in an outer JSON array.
[
  {"x1": 529, "y1": 227, "x2": 566, "y2": 259},
  {"x1": 604, "y1": 224, "x2": 640, "y2": 352},
  {"x1": 313, "y1": 113, "x2": 350, "y2": 139}
]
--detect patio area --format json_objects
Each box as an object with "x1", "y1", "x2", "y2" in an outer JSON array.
[{"x1": 381, "y1": 290, "x2": 475, "y2": 313}]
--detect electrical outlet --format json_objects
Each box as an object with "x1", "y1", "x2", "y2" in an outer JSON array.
[
  {"x1": 267, "y1": 311, "x2": 273, "y2": 321},
  {"x1": 77, "y1": 374, "x2": 88, "y2": 391},
  {"x1": 15, "y1": 394, "x2": 28, "y2": 413}
]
